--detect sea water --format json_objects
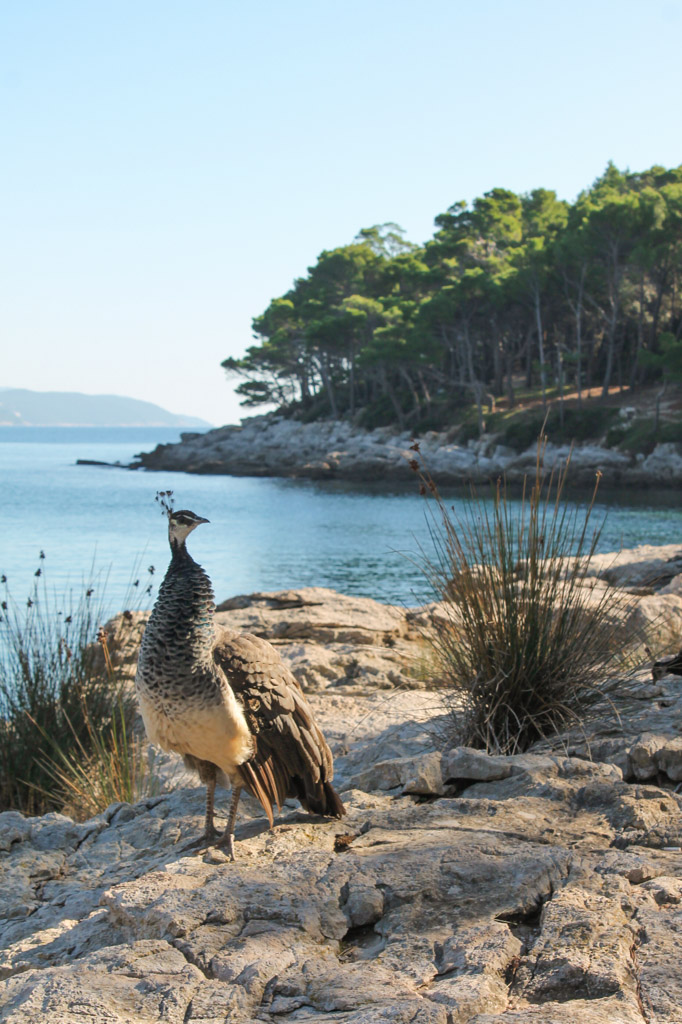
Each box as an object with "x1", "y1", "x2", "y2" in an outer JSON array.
[{"x1": 2, "y1": 426, "x2": 682, "y2": 620}]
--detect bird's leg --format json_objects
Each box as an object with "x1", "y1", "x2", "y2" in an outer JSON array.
[
  {"x1": 201, "y1": 763, "x2": 220, "y2": 844},
  {"x1": 217, "y1": 783, "x2": 242, "y2": 861},
  {"x1": 180, "y1": 761, "x2": 220, "y2": 852}
]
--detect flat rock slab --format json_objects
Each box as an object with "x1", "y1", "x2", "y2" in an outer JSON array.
[
  {"x1": 216, "y1": 587, "x2": 410, "y2": 644},
  {"x1": 2, "y1": 749, "x2": 682, "y2": 1023},
  {"x1": 530, "y1": 668, "x2": 682, "y2": 783},
  {"x1": 106, "y1": 588, "x2": 428, "y2": 695},
  {"x1": 587, "y1": 545, "x2": 682, "y2": 590}
]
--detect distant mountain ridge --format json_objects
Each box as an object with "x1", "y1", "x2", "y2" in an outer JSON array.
[{"x1": 0, "y1": 388, "x2": 213, "y2": 428}]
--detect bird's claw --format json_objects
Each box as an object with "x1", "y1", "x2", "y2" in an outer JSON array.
[{"x1": 217, "y1": 830, "x2": 236, "y2": 861}]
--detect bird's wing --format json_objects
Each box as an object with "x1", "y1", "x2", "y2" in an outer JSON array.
[{"x1": 213, "y1": 629, "x2": 335, "y2": 822}]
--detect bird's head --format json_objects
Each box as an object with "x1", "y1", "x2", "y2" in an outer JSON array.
[{"x1": 168, "y1": 509, "x2": 210, "y2": 550}]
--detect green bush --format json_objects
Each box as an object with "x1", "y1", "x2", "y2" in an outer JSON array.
[
  {"x1": 658, "y1": 421, "x2": 682, "y2": 445},
  {"x1": 554, "y1": 405, "x2": 617, "y2": 441},
  {"x1": 357, "y1": 394, "x2": 402, "y2": 429},
  {"x1": 0, "y1": 560, "x2": 159, "y2": 817},
  {"x1": 614, "y1": 418, "x2": 656, "y2": 453},
  {"x1": 496, "y1": 405, "x2": 618, "y2": 450},
  {"x1": 612, "y1": 416, "x2": 682, "y2": 454},
  {"x1": 497, "y1": 411, "x2": 548, "y2": 450},
  {"x1": 415, "y1": 442, "x2": 636, "y2": 754},
  {"x1": 604, "y1": 424, "x2": 627, "y2": 448},
  {"x1": 451, "y1": 411, "x2": 481, "y2": 444}
]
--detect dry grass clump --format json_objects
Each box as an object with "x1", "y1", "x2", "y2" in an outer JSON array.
[
  {"x1": 414, "y1": 441, "x2": 638, "y2": 754},
  {"x1": 0, "y1": 558, "x2": 159, "y2": 818},
  {"x1": 42, "y1": 692, "x2": 163, "y2": 821}
]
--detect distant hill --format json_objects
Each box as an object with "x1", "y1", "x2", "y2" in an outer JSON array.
[{"x1": 0, "y1": 388, "x2": 213, "y2": 428}]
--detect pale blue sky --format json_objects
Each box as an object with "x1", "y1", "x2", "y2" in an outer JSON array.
[{"x1": 2, "y1": 1, "x2": 681, "y2": 425}]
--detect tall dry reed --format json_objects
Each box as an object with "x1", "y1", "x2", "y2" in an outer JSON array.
[{"x1": 412, "y1": 440, "x2": 636, "y2": 754}]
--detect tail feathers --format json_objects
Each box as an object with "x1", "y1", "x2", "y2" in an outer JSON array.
[
  {"x1": 238, "y1": 755, "x2": 346, "y2": 822},
  {"x1": 322, "y1": 780, "x2": 346, "y2": 819},
  {"x1": 237, "y1": 760, "x2": 276, "y2": 828},
  {"x1": 296, "y1": 778, "x2": 346, "y2": 819}
]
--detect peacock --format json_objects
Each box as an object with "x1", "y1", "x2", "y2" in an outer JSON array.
[{"x1": 135, "y1": 506, "x2": 345, "y2": 858}]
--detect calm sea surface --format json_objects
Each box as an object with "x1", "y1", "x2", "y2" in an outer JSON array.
[{"x1": 2, "y1": 426, "x2": 682, "y2": 618}]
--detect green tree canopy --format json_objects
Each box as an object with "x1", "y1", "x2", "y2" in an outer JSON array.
[{"x1": 223, "y1": 163, "x2": 682, "y2": 432}]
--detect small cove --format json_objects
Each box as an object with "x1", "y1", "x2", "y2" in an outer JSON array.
[{"x1": 2, "y1": 426, "x2": 682, "y2": 620}]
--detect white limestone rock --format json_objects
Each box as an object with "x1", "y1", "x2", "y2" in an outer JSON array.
[
  {"x1": 631, "y1": 592, "x2": 682, "y2": 639},
  {"x1": 347, "y1": 751, "x2": 445, "y2": 796},
  {"x1": 215, "y1": 586, "x2": 409, "y2": 645},
  {"x1": 442, "y1": 747, "x2": 513, "y2": 782},
  {"x1": 586, "y1": 544, "x2": 682, "y2": 590},
  {"x1": 5, "y1": 568, "x2": 682, "y2": 1022},
  {"x1": 134, "y1": 413, "x2": 682, "y2": 487}
]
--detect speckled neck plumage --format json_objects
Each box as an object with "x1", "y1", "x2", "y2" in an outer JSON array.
[{"x1": 138, "y1": 540, "x2": 216, "y2": 686}]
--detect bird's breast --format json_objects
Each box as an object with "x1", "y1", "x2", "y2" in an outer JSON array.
[
  {"x1": 138, "y1": 692, "x2": 253, "y2": 772},
  {"x1": 136, "y1": 662, "x2": 254, "y2": 772}
]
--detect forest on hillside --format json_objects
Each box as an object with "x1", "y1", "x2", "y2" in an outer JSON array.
[{"x1": 223, "y1": 163, "x2": 682, "y2": 434}]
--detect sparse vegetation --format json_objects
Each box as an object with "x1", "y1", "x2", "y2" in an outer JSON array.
[
  {"x1": 38, "y1": 680, "x2": 163, "y2": 822},
  {"x1": 606, "y1": 415, "x2": 682, "y2": 454},
  {"x1": 0, "y1": 558, "x2": 159, "y2": 818},
  {"x1": 488, "y1": 404, "x2": 619, "y2": 451},
  {"x1": 415, "y1": 440, "x2": 638, "y2": 754}
]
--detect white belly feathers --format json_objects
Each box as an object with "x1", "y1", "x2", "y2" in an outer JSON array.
[{"x1": 137, "y1": 682, "x2": 254, "y2": 777}]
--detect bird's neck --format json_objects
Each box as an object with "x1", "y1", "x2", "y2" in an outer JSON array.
[
  {"x1": 170, "y1": 537, "x2": 191, "y2": 561},
  {"x1": 161, "y1": 541, "x2": 216, "y2": 651},
  {"x1": 168, "y1": 541, "x2": 213, "y2": 598}
]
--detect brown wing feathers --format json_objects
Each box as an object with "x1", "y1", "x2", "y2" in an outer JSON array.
[{"x1": 213, "y1": 630, "x2": 345, "y2": 822}]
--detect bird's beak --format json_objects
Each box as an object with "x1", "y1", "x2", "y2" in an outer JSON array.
[{"x1": 198, "y1": 517, "x2": 210, "y2": 524}]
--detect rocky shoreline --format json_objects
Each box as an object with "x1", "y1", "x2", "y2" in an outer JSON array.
[
  {"x1": 130, "y1": 414, "x2": 682, "y2": 488},
  {"x1": 3, "y1": 546, "x2": 682, "y2": 1022}
]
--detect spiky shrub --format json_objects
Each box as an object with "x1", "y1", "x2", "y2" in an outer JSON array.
[
  {"x1": 0, "y1": 559, "x2": 157, "y2": 817},
  {"x1": 415, "y1": 443, "x2": 635, "y2": 754},
  {"x1": 37, "y1": 667, "x2": 163, "y2": 821}
]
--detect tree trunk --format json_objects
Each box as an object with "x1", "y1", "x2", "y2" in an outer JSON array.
[
  {"x1": 316, "y1": 355, "x2": 339, "y2": 418},
  {"x1": 601, "y1": 240, "x2": 622, "y2": 397},
  {"x1": 585, "y1": 333, "x2": 595, "y2": 391},
  {"x1": 556, "y1": 343, "x2": 565, "y2": 429},
  {"x1": 654, "y1": 380, "x2": 667, "y2": 436},
  {"x1": 380, "y1": 365, "x2": 405, "y2": 429},
  {"x1": 462, "y1": 320, "x2": 484, "y2": 435},
  {"x1": 572, "y1": 264, "x2": 585, "y2": 408},
  {"x1": 298, "y1": 371, "x2": 311, "y2": 407},
  {"x1": 601, "y1": 317, "x2": 618, "y2": 397},
  {"x1": 399, "y1": 367, "x2": 421, "y2": 419},
  {"x1": 629, "y1": 272, "x2": 645, "y2": 389},
  {"x1": 524, "y1": 324, "x2": 533, "y2": 388},
  {"x1": 417, "y1": 370, "x2": 433, "y2": 411},
  {"x1": 491, "y1": 321, "x2": 503, "y2": 396},
  {"x1": 504, "y1": 348, "x2": 515, "y2": 407},
  {"x1": 534, "y1": 285, "x2": 547, "y2": 409},
  {"x1": 649, "y1": 255, "x2": 670, "y2": 350}
]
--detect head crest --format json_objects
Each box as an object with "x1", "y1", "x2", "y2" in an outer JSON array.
[{"x1": 155, "y1": 491, "x2": 175, "y2": 517}]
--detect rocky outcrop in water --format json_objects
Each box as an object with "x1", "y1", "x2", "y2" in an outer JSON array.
[
  {"x1": 3, "y1": 547, "x2": 682, "y2": 1022},
  {"x1": 133, "y1": 414, "x2": 682, "y2": 488}
]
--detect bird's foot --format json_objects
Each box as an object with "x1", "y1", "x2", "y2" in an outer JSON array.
[
  {"x1": 217, "y1": 830, "x2": 236, "y2": 861},
  {"x1": 179, "y1": 826, "x2": 221, "y2": 854}
]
